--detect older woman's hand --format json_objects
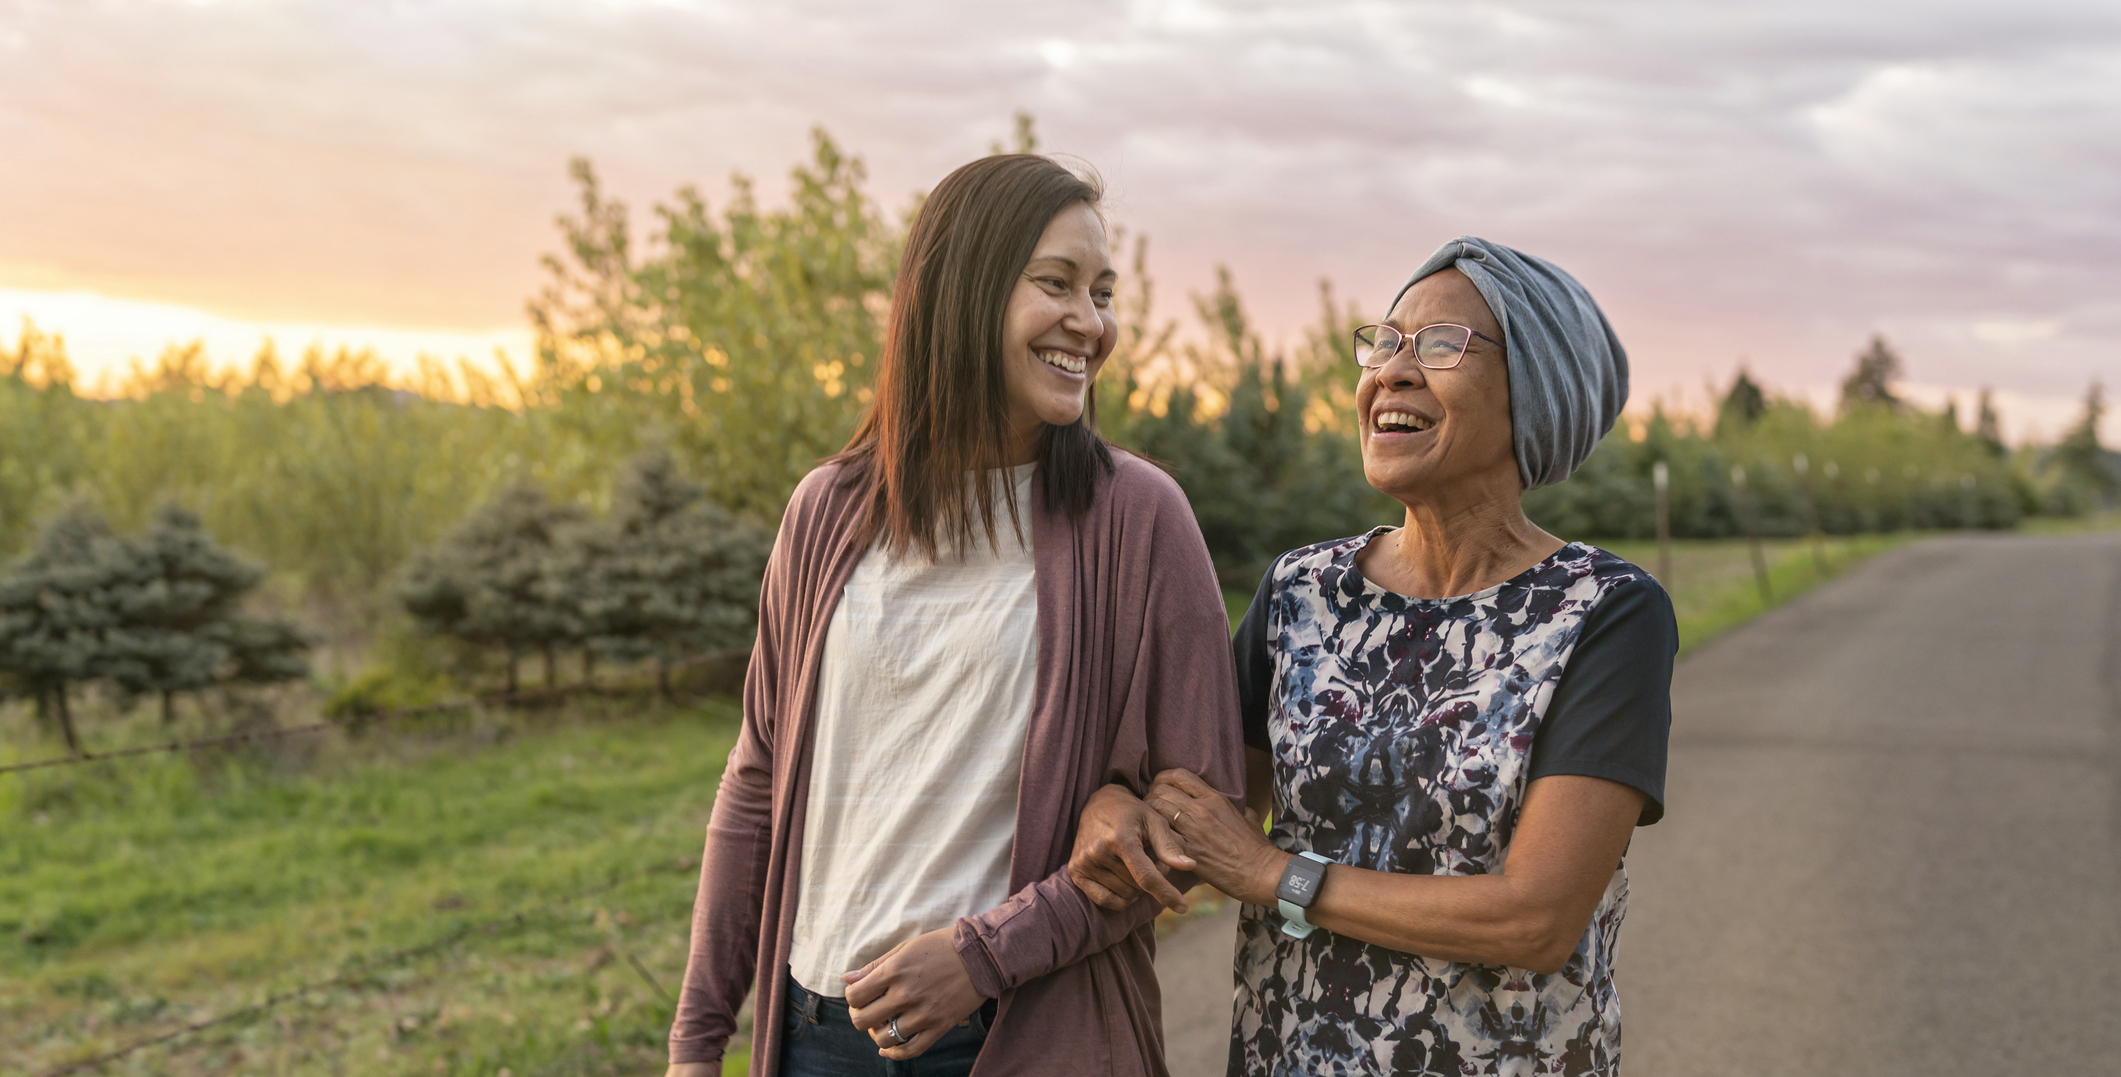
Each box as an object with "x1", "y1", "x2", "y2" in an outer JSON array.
[
  {"x1": 1145, "y1": 768, "x2": 1289, "y2": 907},
  {"x1": 1066, "y1": 783, "x2": 1196, "y2": 913}
]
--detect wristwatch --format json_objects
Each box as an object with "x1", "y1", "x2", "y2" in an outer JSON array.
[{"x1": 1275, "y1": 851, "x2": 1333, "y2": 939}]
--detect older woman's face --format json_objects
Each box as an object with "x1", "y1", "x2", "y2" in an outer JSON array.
[{"x1": 1358, "y1": 268, "x2": 1517, "y2": 501}]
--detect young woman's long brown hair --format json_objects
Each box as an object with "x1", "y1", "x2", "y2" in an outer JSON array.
[{"x1": 837, "y1": 154, "x2": 1113, "y2": 558}]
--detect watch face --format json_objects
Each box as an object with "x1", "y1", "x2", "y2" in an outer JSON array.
[{"x1": 1275, "y1": 856, "x2": 1327, "y2": 906}]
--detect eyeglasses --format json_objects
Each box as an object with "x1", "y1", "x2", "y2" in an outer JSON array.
[{"x1": 1351, "y1": 323, "x2": 1503, "y2": 370}]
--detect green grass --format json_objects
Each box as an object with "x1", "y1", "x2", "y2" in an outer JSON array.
[
  {"x1": 3, "y1": 698, "x2": 744, "y2": 1077},
  {"x1": 1596, "y1": 533, "x2": 1918, "y2": 652},
  {"x1": 2015, "y1": 508, "x2": 2121, "y2": 535}
]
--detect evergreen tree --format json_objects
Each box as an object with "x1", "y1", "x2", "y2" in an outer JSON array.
[
  {"x1": 399, "y1": 483, "x2": 587, "y2": 694},
  {"x1": 100, "y1": 505, "x2": 264, "y2": 724},
  {"x1": 572, "y1": 450, "x2": 771, "y2": 699},
  {"x1": 1975, "y1": 388, "x2": 2007, "y2": 457},
  {"x1": 1717, "y1": 368, "x2": 1768, "y2": 434},
  {"x1": 0, "y1": 503, "x2": 314, "y2": 744},
  {"x1": 2051, "y1": 381, "x2": 2116, "y2": 503},
  {"x1": 1108, "y1": 268, "x2": 1388, "y2": 576},
  {"x1": 0, "y1": 503, "x2": 125, "y2": 754},
  {"x1": 206, "y1": 614, "x2": 316, "y2": 687},
  {"x1": 1840, "y1": 335, "x2": 1904, "y2": 413}
]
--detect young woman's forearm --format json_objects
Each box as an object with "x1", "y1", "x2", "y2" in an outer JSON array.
[
  {"x1": 954, "y1": 867, "x2": 1165, "y2": 994},
  {"x1": 667, "y1": 717, "x2": 777, "y2": 1061}
]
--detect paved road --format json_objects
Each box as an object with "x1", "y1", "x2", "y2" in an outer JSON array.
[
  {"x1": 1157, "y1": 899, "x2": 1242, "y2": 1077},
  {"x1": 1157, "y1": 530, "x2": 2121, "y2": 1075}
]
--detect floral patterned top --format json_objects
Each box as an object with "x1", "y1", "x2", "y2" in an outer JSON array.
[{"x1": 1228, "y1": 530, "x2": 1675, "y2": 1076}]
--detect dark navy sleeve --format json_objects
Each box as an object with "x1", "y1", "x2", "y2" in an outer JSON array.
[
  {"x1": 1526, "y1": 575, "x2": 1677, "y2": 826},
  {"x1": 1233, "y1": 565, "x2": 1276, "y2": 753}
]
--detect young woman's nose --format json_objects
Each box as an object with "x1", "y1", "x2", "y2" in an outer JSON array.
[{"x1": 1058, "y1": 287, "x2": 1101, "y2": 338}]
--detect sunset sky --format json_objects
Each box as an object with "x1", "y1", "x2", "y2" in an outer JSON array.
[{"x1": 3, "y1": 0, "x2": 2116, "y2": 440}]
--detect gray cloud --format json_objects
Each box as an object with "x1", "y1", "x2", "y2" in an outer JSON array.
[{"x1": 0, "y1": 0, "x2": 2115, "y2": 409}]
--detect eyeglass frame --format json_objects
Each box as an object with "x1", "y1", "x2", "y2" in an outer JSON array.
[{"x1": 1351, "y1": 322, "x2": 1505, "y2": 370}]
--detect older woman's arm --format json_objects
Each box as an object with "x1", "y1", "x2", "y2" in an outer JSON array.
[{"x1": 1146, "y1": 768, "x2": 1641, "y2": 974}]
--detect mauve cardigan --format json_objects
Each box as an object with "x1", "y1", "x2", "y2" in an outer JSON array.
[{"x1": 668, "y1": 451, "x2": 1245, "y2": 1075}]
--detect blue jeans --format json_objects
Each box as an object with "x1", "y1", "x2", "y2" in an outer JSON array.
[{"x1": 780, "y1": 975, "x2": 992, "y2": 1077}]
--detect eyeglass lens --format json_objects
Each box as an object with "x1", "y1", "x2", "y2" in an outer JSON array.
[{"x1": 1354, "y1": 324, "x2": 1474, "y2": 369}]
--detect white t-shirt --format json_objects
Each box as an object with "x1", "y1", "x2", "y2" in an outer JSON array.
[{"x1": 787, "y1": 466, "x2": 1039, "y2": 998}]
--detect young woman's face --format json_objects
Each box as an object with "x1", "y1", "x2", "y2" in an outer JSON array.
[{"x1": 1001, "y1": 202, "x2": 1118, "y2": 445}]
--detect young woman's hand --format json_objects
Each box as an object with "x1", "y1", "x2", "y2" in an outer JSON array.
[
  {"x1": 1065, "y1": 783, "x2": 1196, "y2": 912},
  {"x1": 842, "y1": 928, "x2": 988, "y2": 1061},
  {"x1": 1145, "y1": 768, "x2": 1289, "y2": 906}
]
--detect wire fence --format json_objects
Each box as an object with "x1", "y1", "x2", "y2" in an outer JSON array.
[
  {"x1": 31, "y1": 857, "x2": 698, "y2": 1077},
  {"x1": 0, "y1": 648, "x2": 745, "y2": 777}
]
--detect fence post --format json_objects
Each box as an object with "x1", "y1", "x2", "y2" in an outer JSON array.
[
  {"x1": 1794, "y1": 453, "x2": 1827, "y2": 574},
  {"x1": 1732, "y1": 464, "x2": 1771, "y2": 603},
  {"x1": 1653, "y1": 460, "x2": 1672, "y2": 587}
]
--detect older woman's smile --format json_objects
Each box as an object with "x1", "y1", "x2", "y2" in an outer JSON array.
[{"x1": 1371, "y1": 407, "x2": 1436, "y2": 434}]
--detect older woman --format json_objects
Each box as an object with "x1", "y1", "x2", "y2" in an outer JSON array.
[{"x1": 1070, "y1": 237, "x2": 1674, "y2": 1075}]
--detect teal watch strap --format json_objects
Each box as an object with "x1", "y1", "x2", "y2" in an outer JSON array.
[
  {"x1": 1277, "y1": 896, "x2": 1317, "y2": 938},
  {"x1": 1277, "y1": 852, "x2": 1333, "y2": 939}
]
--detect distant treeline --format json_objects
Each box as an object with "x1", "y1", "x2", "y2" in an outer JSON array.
[
  {"x1": 1532, "y1": 348, "x2": 2116, "y2": 542},
  {"x1": 2, "y1": 126, "x2": 2115, "y2": 666}
]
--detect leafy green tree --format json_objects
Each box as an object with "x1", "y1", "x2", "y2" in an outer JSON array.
[
  {"x1": 85, "y1": 343, "x2": 586, "y2": 618},
  {"x1": 989, "y1": 110, "x2": 1039, "y2": 155},
  {"x1": 568, "y1": 450, "x2": 772, "y2": 699},
  {"x1": 530, "y1": 129, "x2": 896, "y2": 519},
  {"x1": 399, "y1": 484, "x2": 588, "y2": 694},
  {"x1": 0, "y1": 322, "x2": 94, "y2": 558}
]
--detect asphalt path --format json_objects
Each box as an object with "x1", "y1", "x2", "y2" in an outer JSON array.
[{"x1": 1155, "y1": 530, "x2": 2121, "y2": 1076}]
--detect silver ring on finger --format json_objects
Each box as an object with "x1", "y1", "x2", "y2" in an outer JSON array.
[
  {"x1": 888, "y1": 1016, "x2": 909, "y2": 1046},
  {"x1": 1171, "y1": 809, "x2": 1184, "y2": 826}
]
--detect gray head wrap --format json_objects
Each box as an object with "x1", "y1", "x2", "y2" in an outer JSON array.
[{"x1": 1389, "y1": 236, "x2": 1628, "y2": 491}]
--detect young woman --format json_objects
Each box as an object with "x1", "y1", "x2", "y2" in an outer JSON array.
[{"x1": 665, "y1": 154, "x2": 1244, "y2": 1077}]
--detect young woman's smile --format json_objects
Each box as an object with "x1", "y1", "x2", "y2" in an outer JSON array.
[{"x1": 1001, "y1": 201, "x2": 1117, "y2": 460}]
